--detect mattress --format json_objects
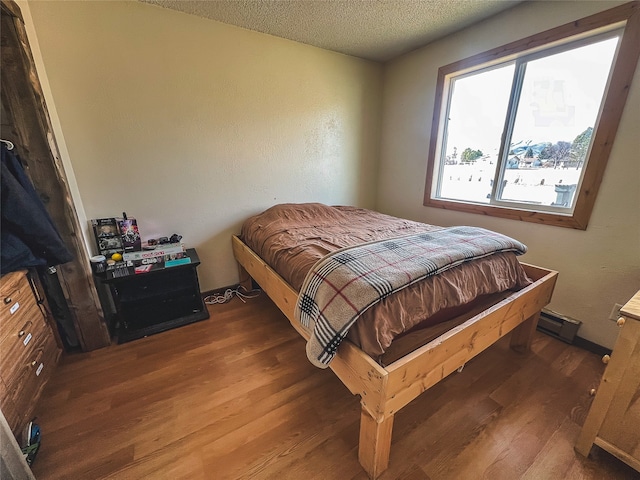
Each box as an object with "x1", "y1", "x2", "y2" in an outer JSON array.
[{"x1": 240, "y1": 203, "x2": 532, "y2": 360}]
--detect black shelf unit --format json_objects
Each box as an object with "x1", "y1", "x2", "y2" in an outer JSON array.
[{"x1": 100, "y1": 248, "x2": 209, "y2": 343}]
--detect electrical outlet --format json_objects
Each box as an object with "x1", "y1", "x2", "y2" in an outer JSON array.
[{"x1": 609, "y1": 303, "x2": 623, "y2": 321}]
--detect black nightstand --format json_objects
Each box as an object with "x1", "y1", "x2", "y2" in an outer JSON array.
[{"x1": 100, "y1": 248, "x2": 209, "y2": 343}]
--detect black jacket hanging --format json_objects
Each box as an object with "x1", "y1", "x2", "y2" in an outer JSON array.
[{"x1": 1, "y1": 143, "x2": 73, "y2": 274}]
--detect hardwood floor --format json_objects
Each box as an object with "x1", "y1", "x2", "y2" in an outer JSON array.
[{"x1": 31, "y1": 294, "x2": 638, "y2": 479}]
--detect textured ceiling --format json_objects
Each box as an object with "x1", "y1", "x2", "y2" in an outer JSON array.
[{"x1": 139, "y1": 0, "x2": 523, "y2": 62}]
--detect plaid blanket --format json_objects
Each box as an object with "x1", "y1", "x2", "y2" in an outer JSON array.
[{"x1": 295, "y1": 226, "x2": 527, "y2": 368}]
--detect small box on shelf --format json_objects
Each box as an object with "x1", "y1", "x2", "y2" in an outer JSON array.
[
  {"x1": 91, "y1": 213, "x2": 143, "y2": 259},
  {"x1": 90, "y1": 218, "x2": 123, "y2": 257},
  {"x1": 123, "y1": 243, "x2": 184, "y2": 261},
  {"x1": 118, "y1": 217, "x2": 141, "y2": 253}
]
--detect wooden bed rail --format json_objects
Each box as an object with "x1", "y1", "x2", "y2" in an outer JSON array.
[
  {"x1": 231, "y1": 235, "x2": 558, "y2": 479},
  {"x1": 382, "y1": 265, "x2": 557, "y2": 419}
]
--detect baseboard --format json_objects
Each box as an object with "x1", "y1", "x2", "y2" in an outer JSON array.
[
  {"x1": 572, "y1": 336, "x2": 612, "y2": 357},
  {"x1": 200, "y1": 283, "x2": 240, "y2": 299}
]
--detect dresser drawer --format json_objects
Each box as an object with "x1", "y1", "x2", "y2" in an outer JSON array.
[
  {"x1": 2, "y1": 331, "x2": 60, "y2": 424},
  {"x1": 0, "y1": 270, "x2": 38, "y2": 334},
  {"x1": 1, "y1": 269, "x2": 61, "y2": 439},
  {"x1": 1, "y1": 296, "x2": 45, "y2": 349},
  {"x1": 0, "y1": 375, "x2": 20, "y2": 434},
  {"x1": 0, "y1": 270, "x2": 43, "y2": 365},
  {"x1": 1, "y1": 301, "x2": 50, "y2": 388},
  {"x1": 0, "y1": 299, "x2": 42, "y2": 344},
  {"x1": 0, "y1": 270, "x2": 33, "y2": 317}
]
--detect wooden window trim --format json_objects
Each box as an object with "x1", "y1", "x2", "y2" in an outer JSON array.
[{"x1": 423, "y1": 2, "x2": 640, "y2": 230}]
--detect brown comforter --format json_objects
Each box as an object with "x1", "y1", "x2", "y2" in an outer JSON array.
[{"x1": 240, "y1": 203, "x2": 532, "y2": 360}]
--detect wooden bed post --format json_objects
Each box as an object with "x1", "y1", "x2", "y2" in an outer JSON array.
[
  {"x1": 358, "y1": 408, "x2": 394, "y2": 479},
  {"x1": 509, "y1": 311, "x2": 540, "y2": 352},
  {"x1": 237, "y1": 263, "x2": 253, "y2": 292}
]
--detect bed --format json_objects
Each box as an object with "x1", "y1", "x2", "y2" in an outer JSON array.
[{"x1": 232, "y1": 203, "x2": 557, "y2": 478}]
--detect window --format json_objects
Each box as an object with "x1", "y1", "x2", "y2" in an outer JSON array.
[{"x1": 424, "y1": 3, "x2": 640, "y2": 229}]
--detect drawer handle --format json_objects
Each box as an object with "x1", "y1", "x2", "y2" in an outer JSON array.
[
  {"x1": 31, "y1": 361, "x2": 46, "y2": 378},
  {"x1": 602, "y1": 354, "x2": 610, "y2": 364},
  {"x1": 30, "y1": 349, "x2": 44, "y2": 367},
  {"x1": 18, "y1": 320, "x2": 33, "y2": 337},
  {"x1": 617, "y1": 317, "x2": 625, "y2": 327},
  {"x1": 4, "y1": 296, "x2": 12, "y2": 304}
]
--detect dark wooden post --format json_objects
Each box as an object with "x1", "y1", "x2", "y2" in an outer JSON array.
[{"x1": 1, "y1": 0, "x2": 111, "y2": 350}]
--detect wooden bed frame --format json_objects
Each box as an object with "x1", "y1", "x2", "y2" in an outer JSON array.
[{"x1": 232, "y1": 235, "x2": 558, "y2": 479}]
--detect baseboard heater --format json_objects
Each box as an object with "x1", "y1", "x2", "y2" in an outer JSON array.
[{"x1": 537, "y1": 308, "x2": 582, "y2": 344}]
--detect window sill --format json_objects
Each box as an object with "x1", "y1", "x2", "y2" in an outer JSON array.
[{"x1": 423, "y1": 197, "x2": 588, "y2": 230}]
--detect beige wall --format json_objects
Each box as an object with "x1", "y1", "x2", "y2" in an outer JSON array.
[
  {"x1": 378, "y1": 1, "x2": 639, "y2": 349},
  {"x1": 25, "y1": 0, "x2": 382, "y2": 292}
]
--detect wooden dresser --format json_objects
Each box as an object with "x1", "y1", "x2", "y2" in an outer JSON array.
[
  {"x1": 0, "y1": 269, "x2": 61, "y2": 441},
  {"x1": 576, "y1": 290, "x2": 640, "y2": 472}
]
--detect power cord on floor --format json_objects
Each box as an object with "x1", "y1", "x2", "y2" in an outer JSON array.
[{"x1": 204, "y1": 285, "x2": 261, "y2": 304}]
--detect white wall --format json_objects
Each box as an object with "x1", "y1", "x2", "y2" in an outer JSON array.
[
  {"x1": 25, "y1": 0, "x2": 382, "y2": 292},
  {"x1": 378, "y1": 1, "x2": 639, "y2": 349}
]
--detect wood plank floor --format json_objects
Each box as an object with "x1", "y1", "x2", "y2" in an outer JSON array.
[{"x1": 31, "y1": 294, "x2": 638, "y2": 479}]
